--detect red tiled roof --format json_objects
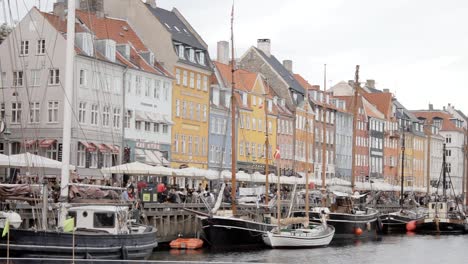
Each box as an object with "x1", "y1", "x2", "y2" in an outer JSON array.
[
  {"x1": 293, "y1": 74, "x2": 314, "y2": 90},
  {"x1": 214, "y1": 62, "x2": 257, "y2": 93},
  {"x1": 363, "y1": 92, "x2": 393, "y2": 119},
  {"x1": 41, "y1": 11, "x2": 85, "y2": 34},
  {"x1": 411, "y1": 111, "x2": 464, "y2": 132}
]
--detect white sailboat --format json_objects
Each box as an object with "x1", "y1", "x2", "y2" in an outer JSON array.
[{"x1": 262, "y1": 92, "x2": 335, "y2": 249}]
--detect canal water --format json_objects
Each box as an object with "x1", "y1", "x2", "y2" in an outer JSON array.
[{"x1": 149, "y1": 234, "x2": 468, "y2": 264}]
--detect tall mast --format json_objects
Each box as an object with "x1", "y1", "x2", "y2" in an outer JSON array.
[
  {"x1": 60, "y1": 0, "x2": 75, "y2": 201},
  {"x1": 305, "y1": 93, "x2": 310, "y2": 214},
  {"x1": 400, "y1": 110, "x2": 406, "y2": 206},
  {"x1": 351, "y1": 65, "x2": 360, "y2": 192},
  {"x1": 58, "y1": 0, "x2": 76, "y2": 227},
  {"x1": 230, "y1": 2, "x2": 237, "y2": 215},
  {"x1": 321, "y1": 64, "x2": 327, "y2": 205},
  {"x1": 425, "y1": 121, "x2": 432, "y2": 194},
  {"x1": 264, "y1": 84, "x2": 270, "y2": 204},
  {"x1": 442, "y1": 143, "x2": 447, "y2": 199}
]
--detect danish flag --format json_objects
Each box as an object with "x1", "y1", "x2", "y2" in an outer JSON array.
[{"x1": 273, "y1": 147, "x2": 281, "y2": 160}]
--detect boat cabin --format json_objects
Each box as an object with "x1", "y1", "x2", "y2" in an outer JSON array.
[
  {"x1": 67, "y1": 205, "x2": 129, "y2": 234},
  {"x1": 428, "y1": 202, "x2": 448, "y2": 219}
]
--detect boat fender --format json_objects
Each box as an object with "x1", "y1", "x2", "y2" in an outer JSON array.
[
  {"x1": 366, "y1": 222, "x2": 371, "y2": 231},
  {"x1": 406, "y1": 220, "x2": 417, "y2": 232},
  {"x1": 354, "y1": 227, "x2": 363, "y2": 236}
]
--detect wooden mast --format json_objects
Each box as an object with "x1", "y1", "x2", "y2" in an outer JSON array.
[
  {"x1": 305, "y1": 91, "x2": 310, "y2": 216},
  {"x1": 230, "y1": 2, "x2": 237, "y2": 215},
  {"x1": 425, "y1": 120, "x2": 432, "y2": 194},
  {"x1": 264, "y1": 82, "x2": 270, "y2": 205},
  {"x1": 321, "y1": 64, "x2": 327, "y2": 205},
  {"x1": 351, "y1": 65, "x2": 360, "y2": 192}
]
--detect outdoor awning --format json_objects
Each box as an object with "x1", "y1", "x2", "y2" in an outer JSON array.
[
  {"x1": 146, "y1": 112, "x2": 163, "y2": 123},
  {"x1": 23, "y1": 139, "x2": 36, "y2": 148},
  {"x1": 143, "y1": 149, "x2": 169, "y2": 166},
  {"x1": 39, "y1": 139, "x2": 56, "y2": 148},
  {"x1": 162, "y1": 115, "x2": 174, "y2": 125},
  {"x1": 107, "y1": 145, "x2": 119, "y2": 154},
  {"x1": 135, "y1": 111, "x2": 147, "y2": 121},
  {"x1": 7, "y1": 152, "x2": 75, "y2": 170},
  {"x1": 80, "y1": 142, "x2": 97, "y2": 152},
  {"x1": 98, "y1": 144, "x2": 111, "y2": 153}
]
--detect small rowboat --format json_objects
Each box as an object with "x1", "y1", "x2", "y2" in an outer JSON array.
[{"x1": 169, "y1": 238, "x2": 204, "y2": 249}]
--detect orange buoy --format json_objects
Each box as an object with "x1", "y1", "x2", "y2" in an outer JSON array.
[
  {"x1": 406, "y1": 220, "x2": 417, "y2": 232},
  {"x1": 354, "y1": 227, "x2": 363, "y2": 236},
  {"x1": 170, "y1": 238, "x2": 204, "y2": 249}
]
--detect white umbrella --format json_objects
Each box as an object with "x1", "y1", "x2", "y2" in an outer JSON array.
[
  {"x1": 0, "y1": 153, "x2": 22, "y2": 167},
  {"x1": 100, "y1": 161, "x2": 160, "y2": 175},
  {"x1": 8, "y1": 152, "x2": 75, "y2": 170}
]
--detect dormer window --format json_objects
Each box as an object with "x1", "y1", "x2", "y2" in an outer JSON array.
[
  {"x1": 267, "y1": 100, "x2": 272, "y2": 112},
  {"x1": 242, "y1": 92, "x2": 248, "y2": 106},
  {"x1": 177, "y1": 45, "x2": 185, "y2": 59},
  {"x1": 197, "y1": 51, "x2": 205, "y2": 65},
  {"x1": 189, "y1": 48, "x2": 195, "y2": 62}
]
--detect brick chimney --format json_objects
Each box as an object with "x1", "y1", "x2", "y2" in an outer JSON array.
[
  {"x1": 53, "y1": 1, "x2": 66, "y2": 21},
  {"x1": 429, "y1": 104, "x2": 433, "y2": 110},
  {"x1": 79, "y1": 0, "x2": 104, "y2": 17},
  {"x1": 217, "y1": 41, "x2": 229, "y2": 65},
  {"x1": 283, "y1": 60, "x2": 293, "y2": 73},
  {"x1": 257, "y1": 39, "x2": 271, "y2": 57},
  {"x1": 383, "y1": 88, "x2": 390, "y2": 93}
]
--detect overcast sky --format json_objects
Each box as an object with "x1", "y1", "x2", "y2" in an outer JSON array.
[{"x1": 2, "y1": 0, "x2": 468, "y2": 114}]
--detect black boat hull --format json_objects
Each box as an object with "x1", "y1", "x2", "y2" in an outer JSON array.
[
  {"x1": 200, "y1": 216, "x2": 276, "y2": 248},
  {"x1": 415, "y1": 220, "x2": 468, "y2": 234},
  {"x1": 0, "y1": 227, "x2": 157, "y2": 260},
  {"x1": 294, "y1": 210, "x2": 380, "y2": 240},
  {"x1": 379, "y1": 214, "x2": 423, "y2": 233}
]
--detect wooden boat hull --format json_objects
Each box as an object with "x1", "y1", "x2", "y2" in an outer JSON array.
[
  {"x1": 262, "y1": 226, "x2": 335, "y2": 248},
  {"x1": 200, "y1": 216, "x2": 276, "y2": 248},
  {"x1": 294, "y1": 210, "x2": 380, "y2": 240},
  {"x1": 0, "y1": 227, "x2": 157, "y2": 260}
]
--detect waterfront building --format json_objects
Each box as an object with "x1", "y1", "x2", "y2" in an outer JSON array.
[
  {"x1": 0, "y1": 7, "x2": 127, "y2": 180},
  {"x1": 102, "y1": 0, "x2": 213, "y2": 169},
  {"x1": 412, "y1": 107, "x2": 466, "y2": 194},
  {"x1": 214, "y1": 62, "x2": 277, "y2": 173},
  {"x1": 275, "y1": 98, "x2": 295, "y2": 175},
  {"x1": 331, "y1": 98, "x2": 353, "y2": 181},
  {"x1": 75, "y1": 10, "x2": 173, "y2": 167}
]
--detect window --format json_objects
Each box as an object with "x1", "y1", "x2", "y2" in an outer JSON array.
[
  {"x1": 79, "y1": 69, "x2": 87, "y2": 87},
  {"x1": 29, "y1": 102, "x2": 40, "y2": 123},
  {"x1": 91, "y1": 104, "x2": 99, "y2": 125},
  {"x1": 126, "y1": 73, "x2": 132, "y2": 93},
  {"x1": 47, "y1": 101, "x2": 59, "y2": 123},
  {"x1": 0, "y1": 103, "x2": 5, "y2": 120},
  {"x1": 101, "y1": 106, "x2": 110, "y2": 127},
  {"x1": 20, "y1": 40, "x2": 29, "y2": 55},
  {"x1": 154, "y1": 80, "x2": 161, "y2": 99},
  {"x1": 182, "y1": 101, "x2": 187, "y2": 118},
  {"x1": 49, "y1": 69, "x2": 60, "y2": 85},
  {"x1": 194, "y1": 137, "x2": 199, "y2": 155},
  {"x1": 135, "y1": 76, "x2": 142, "y2": 95},
  {"x1": 174, "y1": 134, "x2": 179, "y2": 153},
  {"x1": 46, "y1": 142, "x2": 58, "y2": 160},
  {"x1": 198, "y1": 51, "x2": 205, "y2": 65},
  {"x1": 120, "y1": 111, "x2": 130, "y2": 129},
  {"x1": 201, "y1": 137, "x2": 206, "y2": 155},
  {"x1": 175, "y1": 100, "x2": 180, "y2": 117},
  {"x1": 188, "y1": 136, "x2": 192, "y2": 154},
  {"x1": 31, "y1": 69, "x2": 41, "y2": 86},
  {"x1": 182, "y1": 71, "x2": 188, "y2": 86},
  {"x1": 37, "y1": 39, "x2": 46, "y2": 55},
  {"x1": 446, "y1": 149, "x2": 451, "y2": 157},
  {"x1": 90, "y1": 151, "x2": 98, "y2": 168},
  {"x1": 13, "y1": 71, "x2": 23, "y2": 87},
  {"x1": 196, "y1": 74, "x2": 201, "y2": 90},
  {"x1": 178, "y1": 45, "x2": 185, "y2": 59},
  {"x1": 189, "y1": 72, "x2": 195, "y2": 88},
  {"x1": 202, "y1": 105, "x2": 207, "y2": 121},
  {"x1": 94, "y1": 212, "x2": 115, "y2": 228},
  {"x1": 181, "y1": 135, "x2": 186, "y2": 153},
  {"x1": 163, "y1": 124, "x2": 168, "y2": 134},
  {"x1": 176, "y1": 69, "x2": 181, "y2": 85},
  {"x1": 145, "y1": 122, "x2": 151, "y2": 131},
  {"x1": 189, "y1": 102, "x2": 194, "y2": 120},
  {"x1": 163, "y1": 82, "x2": 169, "y2": 101},
  {"x1": 445, "y1": 135, "x2": 452, "y2": 144},
  {"x1": 11, "y1": 102, "x2": 22, "y2": 124},
  {"x1": 78, "y1": 102, "x2": 86, "y2": 124},
  {"x1": 189, "y1": 48, "x2": 195, "y2": 62},
  {"x1": 203, "y1": 76, "x2": 208, "y2": 91},
  {"x1": 77, "y1": 143, "x2": 86, "y2": 167},
  {"x1": 113, "y1": 107, "x2": 120, "y2": 129},
  {"x1": 145, "y1": 78, "x2": 151, "y2": 97},
  {"x1": 239, "y1": 141, "x2": 244, "y2": 156},
  {"x1": 196, "y1": 104, "x2": 201, "y2": 121},
  {"x1": 152, "y1": 123, "x2": 159, "y2": 133}
]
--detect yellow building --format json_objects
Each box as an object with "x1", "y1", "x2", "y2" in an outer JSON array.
[
  {"x1": 413, "y1": 133, "x2": 427, "y2": 188},
  {"x1": 214, "y1": 62, "x2": 277, "y2": 173},
  {"x1": 172, "y1": 65, "x2": 211, "y2": 168}
]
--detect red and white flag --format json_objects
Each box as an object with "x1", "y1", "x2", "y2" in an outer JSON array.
[{"x1": 273, "y1": 147, "x2": 281, "y2": 160}]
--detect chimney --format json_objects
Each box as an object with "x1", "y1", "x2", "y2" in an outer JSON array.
[
  {"x1": 366, "y1": 79, "x2": 375, "y2": 89},
  {"x1": 257, "y1": 39, "x2": 271, "y2": 57},
  {"x1": 283, "y1": 60, "x2": 293, "y2": 73},
  {"x1": 348, "y1": 80, "x2": 355, "y2": 87},
  {"x1": 53, "y1": 2, "x2": 66, "y2": 21},
  {"x1": 216, "y1": 41, "x2": 229, "y2": 64},
  {"x1": 150, "y1": 0, "x2": 157, "y2": 8},
  {"x1": 383, "y1": 88, "x2": 390, "y2": 93},
  {"x1": 429, "y1": 104, "x2": 433, "y2": 111}
]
